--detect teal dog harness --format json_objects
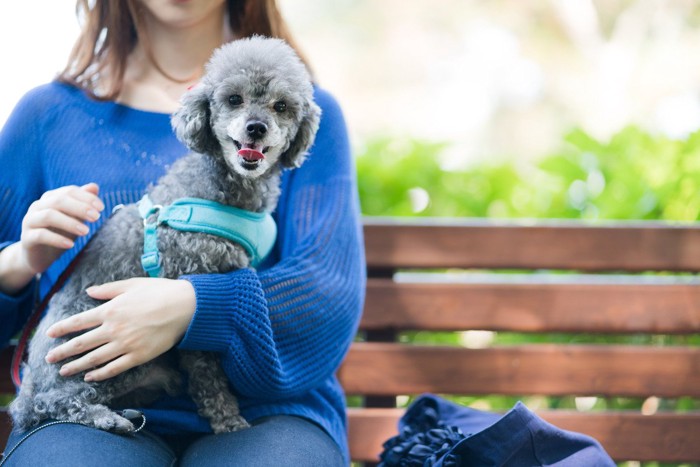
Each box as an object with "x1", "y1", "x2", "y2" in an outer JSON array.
[{"x1": 138, "y1": 195, "x2": 277, "y2": 277}]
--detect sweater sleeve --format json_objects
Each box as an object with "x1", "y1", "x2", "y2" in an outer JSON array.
[
  {"x1": 178, "y1": 89, "x2": 366, "y2": 399},
  {"x1": 0, "y1": 87, "x2": 49, "y2": 346}
]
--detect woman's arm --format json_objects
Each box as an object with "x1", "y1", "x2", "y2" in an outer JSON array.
[
  {"x1": 0, "y1": 86, "x2": 103, "y2": 345},
  {"x1": 178, "y1": 89, "x2": 366, "y2": 398},
  {"x1": 0, "y1": 87, "x2": 48, "y2": 343}
]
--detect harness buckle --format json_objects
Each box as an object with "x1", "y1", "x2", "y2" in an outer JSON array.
[
  {"x1": 142, "y1": 205, "x2": 163, "y2": 227},
  {"x1": 140, "y1": 251, "x2": 162, "y2": 277}
]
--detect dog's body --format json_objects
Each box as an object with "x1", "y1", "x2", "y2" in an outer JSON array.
[{"x1": 10, "y1": 36, "x2": 320, "y2": 434}]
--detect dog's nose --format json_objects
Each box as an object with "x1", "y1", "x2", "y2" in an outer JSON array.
[{"x1": 246, "y1": 121, "x2": 268, "y2": 140}]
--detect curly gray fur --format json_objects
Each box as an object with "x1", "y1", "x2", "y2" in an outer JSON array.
[{"x1": 10, "y1": 36, "x2": 321, "y2": 434}]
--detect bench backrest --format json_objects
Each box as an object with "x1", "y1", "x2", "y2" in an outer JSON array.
[{"x1": 341, "y1": 219, "x2": 700, "y2": 463}]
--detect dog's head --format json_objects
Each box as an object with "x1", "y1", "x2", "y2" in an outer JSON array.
[{"x1": 172, "y1": 36, "x2": 321, "y2": 178}]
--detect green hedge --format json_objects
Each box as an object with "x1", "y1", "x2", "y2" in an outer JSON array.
[{"x1": 356, "y1": 126, "x2": 700, "y2": 221}]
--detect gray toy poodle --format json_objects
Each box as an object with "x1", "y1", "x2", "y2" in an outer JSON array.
[{"x1": 10, "y1": 36, "x2": 321, "y2": 434}]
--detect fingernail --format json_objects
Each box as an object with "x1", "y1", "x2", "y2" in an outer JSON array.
[
  {"x1": 62, "y1": 239, "x2": 74, "y2": 248},
  {"x1": 76, "y1": 224, "x2": 89, "y2": 235},
  {"x1": 59, "y1": 366, "x2": 69, "y2": 376},
  {"x1": 87, "y1": 209, "x2": 100, "y2": 221},
  {"x1": 84, "y1": 373, "x2": 94, "y2": 382},
  {"x1": 92, "y1": 200, "x2": 105, "y2": 211},
  {"x1": 45, "y1": 353, "x2": 54, "y2": 363}
]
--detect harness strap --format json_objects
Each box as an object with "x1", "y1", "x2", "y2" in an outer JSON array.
[{"x1": 138, "y1": 195, "x2": 277, "y2": 277}]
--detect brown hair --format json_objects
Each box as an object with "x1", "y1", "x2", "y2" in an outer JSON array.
[{"x1": 59, "y1": 0, "x2": 310, "y2": 100}]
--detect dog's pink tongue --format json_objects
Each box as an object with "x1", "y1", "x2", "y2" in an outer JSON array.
[{"x1": 238, "y1": 148, "x2": 264, "y2": 161}]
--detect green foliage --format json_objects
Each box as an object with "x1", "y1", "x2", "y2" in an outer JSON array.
[{"x1": 356, "y1": 127, "x2": 700, "y2": 220}]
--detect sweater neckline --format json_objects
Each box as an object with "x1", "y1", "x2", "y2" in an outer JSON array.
[
  {"x1": 106, "y1": 99, "x2": 173, "y2": 118},
  {"x1": 56, "y1": 80, "x2": 174, "y2": 121},
  {"x1": 99, "y1": 96, "x2": 175, "y2": 121}
]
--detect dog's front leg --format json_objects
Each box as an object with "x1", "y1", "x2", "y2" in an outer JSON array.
[{"x1": 179, "y1": 350, "x2": 250, "y2": 433}]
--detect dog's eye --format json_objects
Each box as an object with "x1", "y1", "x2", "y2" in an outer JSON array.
[
  {"x1": 273, "y1": 101, "x2": 287, "y2": 113},
  {"x1": 228, "y1": 95, "x2": 243, "y2": 106}
]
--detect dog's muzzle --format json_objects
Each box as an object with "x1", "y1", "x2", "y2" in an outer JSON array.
[{"x1": 232, "y1": 139, "x2": 268, "y2": 170}]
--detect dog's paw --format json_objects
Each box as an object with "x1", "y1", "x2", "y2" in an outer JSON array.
[
  {"x1": 211, "y1": 414, "x2": 250, "y2": 433},
  {"x1": 91, "y1": 411, "x2": 135, "y2": 434}
]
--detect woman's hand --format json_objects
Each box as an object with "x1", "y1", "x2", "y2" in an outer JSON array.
[
  {"x1": 44, "y1": 277, "x2": 196, "y2": 382},
  {"x1": 0, "y1": 183, "x2": 104, "y2": 295}
]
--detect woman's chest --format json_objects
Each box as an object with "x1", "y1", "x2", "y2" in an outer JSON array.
[{"x1": 41, "y1": 110, "x2": 188, "y2": 194}]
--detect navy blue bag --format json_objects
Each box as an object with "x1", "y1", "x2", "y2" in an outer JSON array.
[{"x1": 379, "y1": 394, "x2": 615, "y2": 466}]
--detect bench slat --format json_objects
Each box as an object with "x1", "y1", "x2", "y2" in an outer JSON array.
[
  {"x1": 364, "y1": 220, "x2": 700, "y2": 271},
  {"x1": 364, "y1": 279, "x2": 700, "y2": 333},
  {"x1": 340, "y1": 343, "x2": 700, "y2": 397},
  {"x1": 347, "y1": 408, "x2": 700, "y2": 463}
]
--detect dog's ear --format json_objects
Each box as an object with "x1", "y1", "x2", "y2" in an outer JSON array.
[
  {"x1": 171, "y1": 83, "x2": 222, "y2": 155},
  {"x1": 280, "y1": 100, "x2": 321, "y2": 168}
]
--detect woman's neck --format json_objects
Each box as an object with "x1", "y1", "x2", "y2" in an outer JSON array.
[{"x1": 118, "y1": 5, "x2": 227, "y2": 113}]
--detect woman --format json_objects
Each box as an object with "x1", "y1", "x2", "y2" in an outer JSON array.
[{"x1": 0, "y1": 0, "x2": 365, "y2": 465}]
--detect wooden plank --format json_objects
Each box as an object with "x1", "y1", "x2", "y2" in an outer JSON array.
[
  {"x1": 348, "y1": 408, "x2": 398, "y2": 463},
  {"x1": 363, "y1": 220, "x2": 700, "y2": 272},
  {"x1": 362, "y1": 279, "x2": 700, "y2": 333},
  {"x1": 339, "y1": 343, "x2": 700, "y2": 398},
  {"x1": 0, "y1": 347, "x2": 13, "y2": 395},
  {"x1": 347, "y1": 408, "x2": 700, "y2": 463}
]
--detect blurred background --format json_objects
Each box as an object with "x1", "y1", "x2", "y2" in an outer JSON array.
[
  {"x1": 3, "y1": 0, "x2": 700, "y2": 220},
  {"x1": 287, "y1": 0, "x2": 700, "y2": 160}
]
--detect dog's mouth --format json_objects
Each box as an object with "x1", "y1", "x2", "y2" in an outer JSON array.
[{"x1": 232, "y1": 140, "x2": 269, "y2": 170}]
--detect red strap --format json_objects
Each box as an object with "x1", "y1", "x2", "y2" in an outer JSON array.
[{"x1": 11, "y1": 252, "x2": 84, "y2": 388}]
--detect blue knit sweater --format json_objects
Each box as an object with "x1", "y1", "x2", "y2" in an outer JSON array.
[{"x1": 0, "y1": 81, "x2": 366, "y2": 462}]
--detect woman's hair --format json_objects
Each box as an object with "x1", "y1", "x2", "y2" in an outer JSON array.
[{"x1": 59, "y1": 0, "x2": 310, "y2": 100}]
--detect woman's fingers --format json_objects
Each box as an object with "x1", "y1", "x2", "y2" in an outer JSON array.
[
  {"x1": 85, "y1": 279, "x2": 134, "y2": 300},
  {"x1": 45, "y1": 325, "x2": 108, "y2": 364},
  {"x1": 46, "y1": 306, "x2": 105, "y2": 340},
  {"x1": 84, "y1": 354, "x2": 138, "y2": 382},
  {"x1": 17, "y1": 183, "x2": 104, "y2": 275},
  {"x1": 24, "y1": 208, "x2": 91, "y2": 237},
  {"x1": 56, "y1": 342, "x2": 121, "y2": 377},
  {"x1": 23, "y1": 227, "x2": 75, "y2": 250},
  {"x1": 45, "y1": 322, "x2": 109, "y2": 365},
  {"x1": 32, "y1": 186, "x2": 103, "y2": 224},
  {"x1": 41, "y1": 183, "x2": 101, "y2": 206},
  {"x1": 80, "y1": 182, "x2": 100, "y2": 197}
]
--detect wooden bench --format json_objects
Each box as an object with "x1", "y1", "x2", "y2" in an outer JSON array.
[
  {"x1": 342, "y1": 218, "x2": 700, "y2": 464},
  {"x1": 2, "y1": 219, "x2": 700, "y2": 464}
]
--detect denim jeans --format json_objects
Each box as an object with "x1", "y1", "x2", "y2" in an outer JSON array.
[{"x1": 2, "y1": 415, "x2": 344, "y2": 466}]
